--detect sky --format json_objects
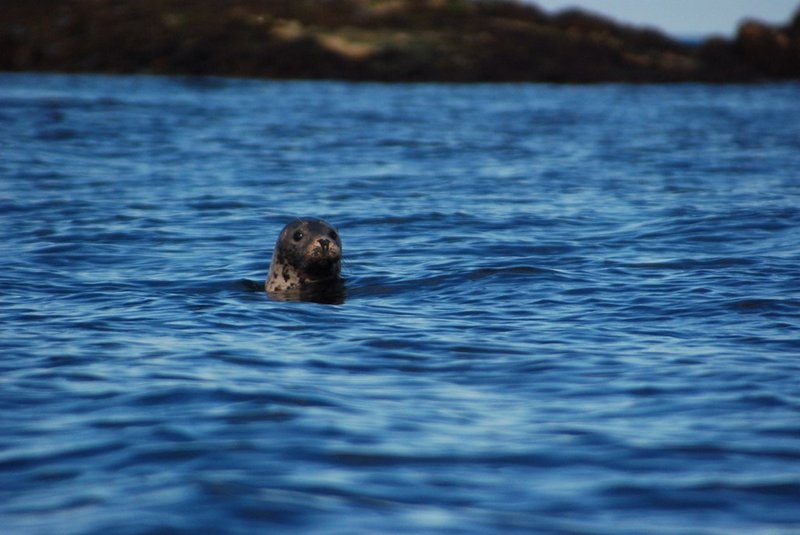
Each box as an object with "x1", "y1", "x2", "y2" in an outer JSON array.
[{"x1": 529, "y1": 0, "x2": 800, "y2": 37}]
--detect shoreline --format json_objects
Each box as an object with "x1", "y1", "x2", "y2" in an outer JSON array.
[{"x1": 3, "y1": 0, "x2": 799, "y2": 84}]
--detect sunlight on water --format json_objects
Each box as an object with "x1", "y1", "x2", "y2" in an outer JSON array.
[{"x1": 1, "y1": 73, "x2": 799, "y2": 534}]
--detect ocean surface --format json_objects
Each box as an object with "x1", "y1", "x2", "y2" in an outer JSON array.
[{"x1": 1, "y1": 73, "x2": 799, "y2": 534}]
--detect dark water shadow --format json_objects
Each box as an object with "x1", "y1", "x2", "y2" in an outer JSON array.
[{"x1": 239, "y1": 278, "x2": 347, "y2": 305}]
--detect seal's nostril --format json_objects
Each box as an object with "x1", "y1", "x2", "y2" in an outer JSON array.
[{"x1": 318, "y1": 239, "x2": 330, "y2": 252}]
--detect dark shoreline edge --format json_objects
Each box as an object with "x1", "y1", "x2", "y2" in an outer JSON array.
[{"x1": 2, "y1": 0, "x2": 799, "y2": 84}]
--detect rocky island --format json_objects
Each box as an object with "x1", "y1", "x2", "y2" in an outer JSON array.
[{"x1": 2, "y1": 0, "x2": 799, "y2": 82}]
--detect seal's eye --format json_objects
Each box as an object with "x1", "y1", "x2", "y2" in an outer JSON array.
[
  {"x1": 293, "y1": 230, "x2": 304, "y2": 242},
  {"x1": 329, "y1": 230, "x2": 338, "y2": 241}
]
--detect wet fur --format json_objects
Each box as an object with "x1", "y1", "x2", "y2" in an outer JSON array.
[{"x1": 266, "y1": 219, "x2": 343, "y2": 294}]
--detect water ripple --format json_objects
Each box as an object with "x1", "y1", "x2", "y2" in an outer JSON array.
[{"x1": 1, "y1": 74, "x2": 799, "y2": 534}]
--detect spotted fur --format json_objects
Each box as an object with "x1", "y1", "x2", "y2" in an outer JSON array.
[{"x1": 265, "y1": 219, "x2": 343, "y2": 294}]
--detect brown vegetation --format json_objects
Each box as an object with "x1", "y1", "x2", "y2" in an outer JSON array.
[{"x1": 1, "y1": 0, "x2": 799, "y2": 82}]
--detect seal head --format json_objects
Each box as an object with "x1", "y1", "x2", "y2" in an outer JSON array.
[{"x1": 265, "y1": 219, "x2": 344, "y2": 301}]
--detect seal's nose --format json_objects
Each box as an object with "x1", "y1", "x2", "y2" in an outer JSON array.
[{"x1": 318, "y1": 239, "x2": 330, "y2": 253}]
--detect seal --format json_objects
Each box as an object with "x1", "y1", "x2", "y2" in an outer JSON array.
[{"x1": 265, "y1": 219, "x2": 344, "y2": 301}]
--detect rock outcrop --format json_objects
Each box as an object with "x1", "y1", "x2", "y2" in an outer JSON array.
[
  {"x1": 735, "y1": 10, "x2": 800, "y2": 78},
  {"x1": 1, "y1": 0, "x2": 799, "y2": 82}
]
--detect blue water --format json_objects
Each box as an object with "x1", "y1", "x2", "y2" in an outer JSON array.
[{"x1": 2, "y1": 73, "x2": 800, "y2": 534}]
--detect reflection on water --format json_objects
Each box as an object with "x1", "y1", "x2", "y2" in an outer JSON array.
[{"x1": 266, "y1": 278, "x2": 348, "y2": 305}]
